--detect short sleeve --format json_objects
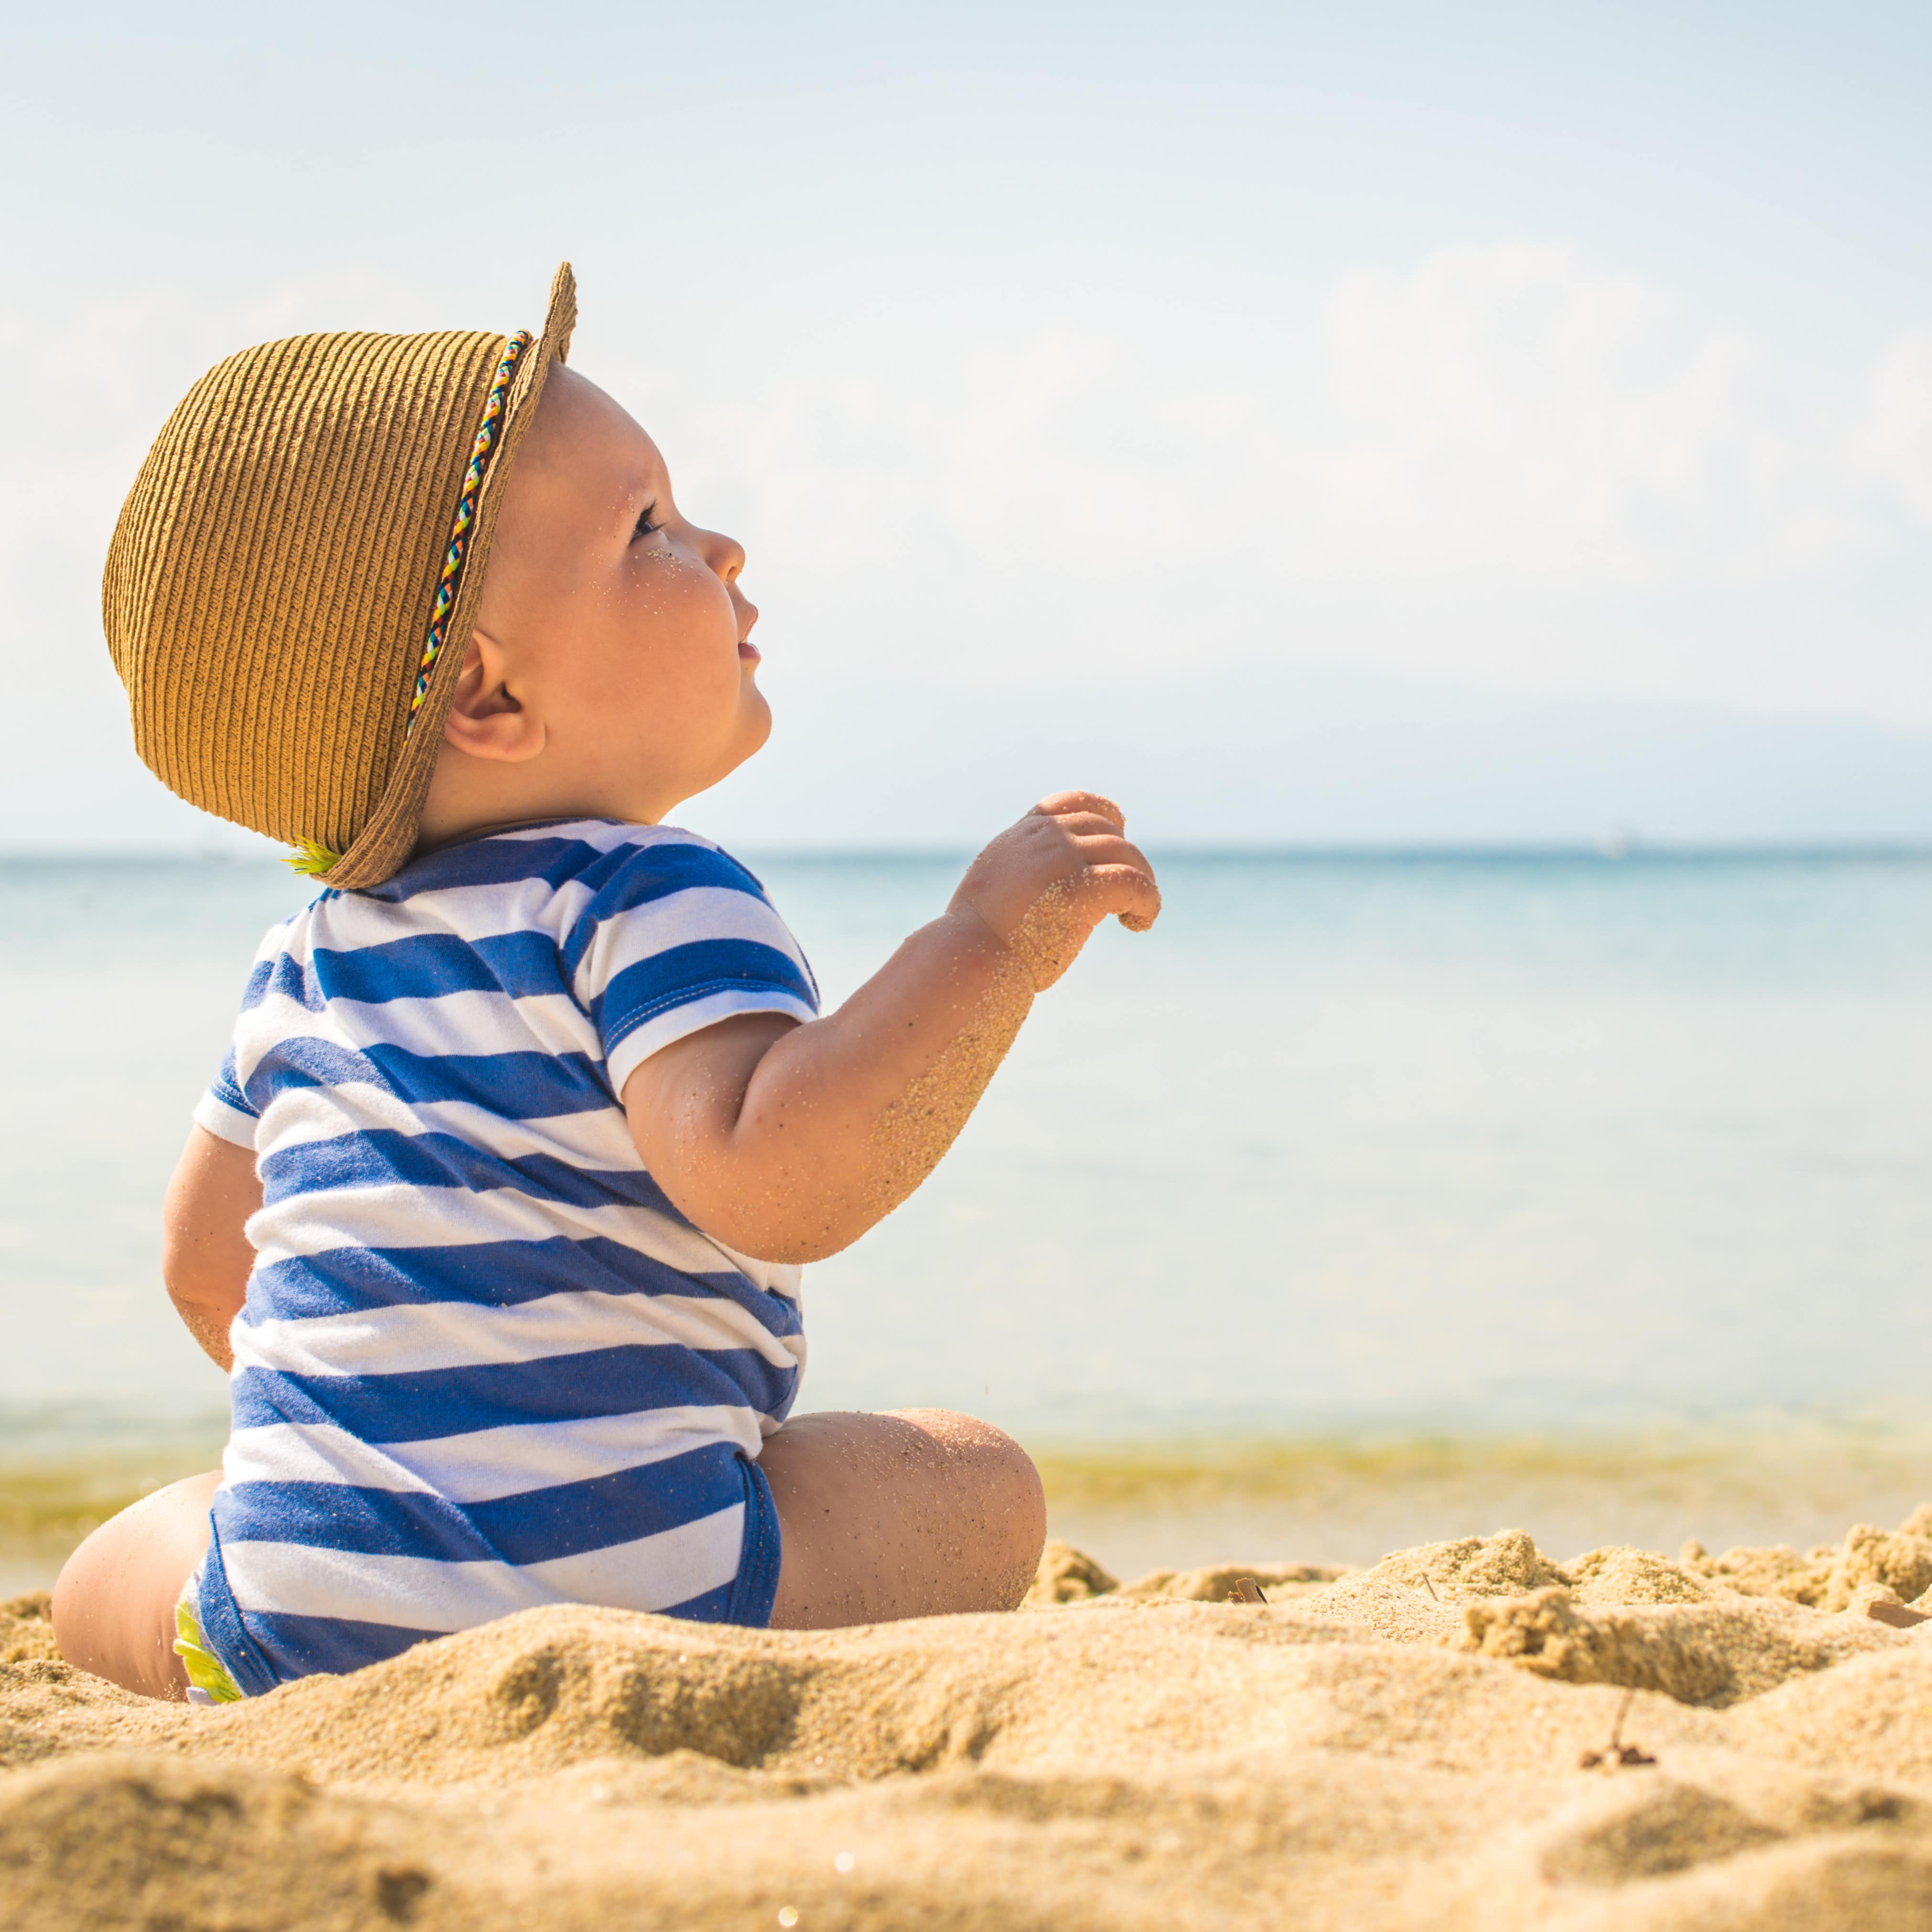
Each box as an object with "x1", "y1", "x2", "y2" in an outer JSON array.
[
  {"x1": 193, "y1": 1042, "x2": 261, "y2": 1149},
  {"x1": 566, "y1": 836, "x2": 820, "y2": 1098}
]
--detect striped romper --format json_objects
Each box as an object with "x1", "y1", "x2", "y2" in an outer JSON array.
[{"x1": 180, "y1": 819, "x2": 820, "y2": 1696}]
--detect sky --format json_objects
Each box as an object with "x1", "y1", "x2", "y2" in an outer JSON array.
[{"x1": 5, "y1": 1, "x2": 1932, "y2": 848}]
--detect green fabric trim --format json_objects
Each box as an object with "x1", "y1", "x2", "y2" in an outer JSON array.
[
  {"x1": 285, "y1": 838, "x2": 343, "y2": 879},
  {"x1": 174, "y1": 1592, "x2": 244, "y2": 1703}
]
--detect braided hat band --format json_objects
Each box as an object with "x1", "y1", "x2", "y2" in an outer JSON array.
[
  {"x1": 103, "y1": 265, "x2": 578, "y2": 891},
  {"x1": 408, "y1": 329, "x2": 533, "y2": 732}
]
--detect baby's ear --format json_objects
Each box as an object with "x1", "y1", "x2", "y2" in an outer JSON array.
[{"x1": 441, "y1": 630, "x2": 545, "y2": 762}]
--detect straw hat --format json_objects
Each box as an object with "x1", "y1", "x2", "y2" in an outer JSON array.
[{"x1": 102, "y1": 263, "x2": 579, "y2": 889}]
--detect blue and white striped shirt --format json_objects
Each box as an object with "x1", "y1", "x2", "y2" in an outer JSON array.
[{"x1": 187, "y1": 820, "x2": 820, "y2": 1692}]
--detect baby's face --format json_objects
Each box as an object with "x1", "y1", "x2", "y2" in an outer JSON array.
[{"x1": 465, "y1": 365, "x2": 767, "y2": 824}]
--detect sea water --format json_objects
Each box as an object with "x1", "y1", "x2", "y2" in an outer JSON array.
[{"x1": 4, "y1": 850, "x2": 1932, "y2": 1570}]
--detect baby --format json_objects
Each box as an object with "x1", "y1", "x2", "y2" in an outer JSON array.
[{"x1": 54, "y1": 265, "x2": 1159, "y2": 1702}]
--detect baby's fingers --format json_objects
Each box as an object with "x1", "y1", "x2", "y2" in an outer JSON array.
[
  {"x1": 1068, "y1": 830, "x2": 1160, "y2": 926},
  {"x1": 1032, "y1": 790, "x2": 1126, "y2": 833},
  {"x1": 1008, "y1": 863, "x2": 1159, "y2": 989},
  {"x1": 1076, "y1": 860, "x2": 1162, "y2": 935}
]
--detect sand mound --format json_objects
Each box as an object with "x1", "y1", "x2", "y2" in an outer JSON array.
[
  {"x1": 0, "y1": 1754, "x2": 439, "y2": 1932},
  {"x1": 8, "y1": 1512, "x2": 1932, "y2": 1929},
  {"x1": 1025, "y1": 1539, "x2": 1350, "y2": 1607},
  {"x1": 1462, "y1": 1586, "x2": 1895, "y2": 1706},
  {"x1": 1679, "y1": 1519, "x2": 1932, "y2": 1611}
]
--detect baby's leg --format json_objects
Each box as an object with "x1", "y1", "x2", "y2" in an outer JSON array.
[
  {"x1": 760, "y1": 1409, "x2": 1046, "y2": 1629},
  {"x1": 52, "y1": 1470, "x2": 219, "y2": 1700}
]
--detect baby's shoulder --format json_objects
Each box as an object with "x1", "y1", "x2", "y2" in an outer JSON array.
[{"x1": 297, "y1": 819, "x2": 782, "y2": 966}]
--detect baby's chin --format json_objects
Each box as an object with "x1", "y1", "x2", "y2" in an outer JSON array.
[
  {"x1": 684, "y1": 682, "x2": 773, "y2": 801},
  {"x1": 737, "y1": 680, "x2": 774, "y2": 759}
]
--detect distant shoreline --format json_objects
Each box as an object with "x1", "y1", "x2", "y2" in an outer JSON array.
[
  {"x1": 7, "y1": 843, "x2": 1932, "y2": 867},
  {"x1": 7, "y1": 1412, "x2": 1930, "y2": 1592}
]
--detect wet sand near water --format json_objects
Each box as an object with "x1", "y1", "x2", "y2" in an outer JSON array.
[{"x1": 12, "y1": 1420, "x2": 1932, "y2": 1595}]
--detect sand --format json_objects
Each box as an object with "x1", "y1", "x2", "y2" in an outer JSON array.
[{"x1": 7, "y1": 1511, "x2": 1932, "y2": 1929}]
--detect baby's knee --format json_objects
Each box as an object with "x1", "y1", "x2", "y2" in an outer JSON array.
[
  {"x1": 49, "y1": 1543, "x2": 90, "y2": 1663},
  {"x1": 50, "y1": 1517, "x2": 130, "y2": 1688},
  {"x1": 50, "y1": 1472, "x2": 218, "y2": 1699},
  {"x1": 893, "y1": 1407, "x2": 1047, "y2": 1602}
]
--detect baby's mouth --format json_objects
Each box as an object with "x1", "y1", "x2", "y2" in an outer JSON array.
[{"x1": 738, "y1": 639, "x2": 761, "y2": 664}]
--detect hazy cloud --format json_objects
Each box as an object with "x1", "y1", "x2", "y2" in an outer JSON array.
[
  {"x1": 11, "y1": 246, "x2": 1932, "y2": 735},
  {"x1": 679, "y1": 244, "x2": 1904, "y2": 594},
  {"x1": 1867, "y1": 329, "x2": 1932, "y2": 530}
]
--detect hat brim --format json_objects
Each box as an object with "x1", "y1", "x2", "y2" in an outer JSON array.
[{"x1": 322, "y1": 262, "x2": 579, "y2": 891}]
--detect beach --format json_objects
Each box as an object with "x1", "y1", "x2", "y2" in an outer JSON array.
[
  {"x1": 12, "y1": 0, "x2": 1932, "y2": 1918},
  {"x1": 7, "y1": 1507, "x2": 1932, "y2": 1929}
]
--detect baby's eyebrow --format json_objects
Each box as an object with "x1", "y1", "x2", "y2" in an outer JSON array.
[{"x1": 606, "y1": 471, "x2": 659, "y2": 533}]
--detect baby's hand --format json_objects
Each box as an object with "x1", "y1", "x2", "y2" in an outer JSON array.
[{"x1": 948, "y1": 792, "x2": 1161, "y2": 991}]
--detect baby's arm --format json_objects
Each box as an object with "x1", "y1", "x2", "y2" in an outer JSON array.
[
  {"x1": 623, "y1": 793, "x2": 1159, "y2": 1263},
  {"x1": 161, "y1": 1126, "x2": 261, "y2": 1370}
]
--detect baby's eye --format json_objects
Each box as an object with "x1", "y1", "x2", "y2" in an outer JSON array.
[{"x1": 633, "y1": 503, "x2": 663, "y2": 540}]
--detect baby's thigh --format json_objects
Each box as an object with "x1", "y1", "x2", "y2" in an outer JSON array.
[
  {"x1": 51, "y1": 1470, "x2": 219, "y2": 1701},
  {"x1": 761, "y1": 1409, "x2": 1045, "y2": 1631}
]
